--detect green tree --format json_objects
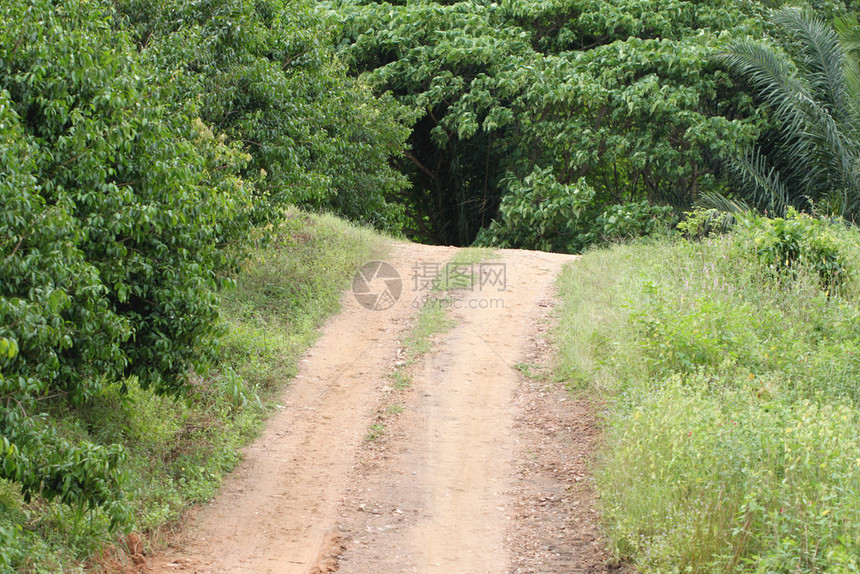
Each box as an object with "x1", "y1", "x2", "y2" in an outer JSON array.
[
  {"x1": 0, "y1": 0, "x2": 256, "y2": 521},
  {"x1": 116, "y1": 0, "x2": 412, "y2": 228},
  {"x1": 715, "y1": 8, "x2": 860, "y2": 220},
  {"x1": 332, "y1": 0, "x2": 763, "y2": 248}
]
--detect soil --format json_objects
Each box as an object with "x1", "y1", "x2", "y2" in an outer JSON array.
[{"x1": 128, "y1": 242, "x2": 628, "y2": 574}]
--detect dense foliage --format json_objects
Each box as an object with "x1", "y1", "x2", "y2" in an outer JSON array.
[
  {"x1": 0, "y1": 0, "x2": 410, "y2": 543},
  {"x1": 4, "y1": 0, "x2": 860, "y2": 568},
  {"x1": 330, "y1": 0, "x2": 765, "y2": 247},
  {"x1": 0, "y1": 210, "x2": 383, "y2": 570},
  {"x1": 555, "y1": 214, "x2": 860, "y2": 571},
  {"x1": 115, "y1": 0, "x2": 412, "y2": 228},
  {"x1": 0, "y1": 0, "x2": 257, "y2": 524},
  {"x1": 715, "y1": 8, "x2": 860, "y2": 221}
]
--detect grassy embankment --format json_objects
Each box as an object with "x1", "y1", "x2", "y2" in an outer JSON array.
[
  {"x1": 0, "y1": 209, "x2": 386, "y2": 573},
  {"x1": 554, "y1": 213, "x2": 860, "y2": 572}
]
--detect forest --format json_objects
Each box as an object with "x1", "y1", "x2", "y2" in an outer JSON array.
[{"x1": 2, "y1": 0, "x2": 860, "y2": 570}]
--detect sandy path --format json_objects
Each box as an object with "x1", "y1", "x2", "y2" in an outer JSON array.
[
  {"x1": 146, "y1": 242, "x2": 455, "y2": 573},
  {"x1": 334, "y1": 249, "x2": 576, "y2": 574},
  {"x1": 144, "y1": 243, "x2": 617, "y2": 574}
]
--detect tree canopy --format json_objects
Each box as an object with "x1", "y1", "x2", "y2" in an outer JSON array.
[
  {"x1": 116, "y1": 0, "x2": 412, "y2": 228},
  {"x1": 329, "y1": 0, "x2": 766, "y2": 248}
]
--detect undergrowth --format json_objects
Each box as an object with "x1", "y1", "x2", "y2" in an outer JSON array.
[
  {"x1": 554, "y1": 212, "x2": 860, "y2": 572},
  {"x1": 0, "y1": 209, "x2": 385, "y2": 572}
]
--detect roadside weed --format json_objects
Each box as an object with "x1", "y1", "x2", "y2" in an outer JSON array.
[{"x1": 555, "y1": 217, "x2": 860, "y2": 571}]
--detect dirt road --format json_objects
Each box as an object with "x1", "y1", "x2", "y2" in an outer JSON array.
[{"x1": 145, "y1": 243, "x2": 620, "y2": 574}]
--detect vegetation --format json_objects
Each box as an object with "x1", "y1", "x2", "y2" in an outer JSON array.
[
  {"x1": 4, "y1": 0, "x2": 860, "y2": 569},
  {"x1": 371, "y1": 247, "x2": 492, "y2": 443},
  {"x1": 714, "y1": 8, "x2": 860, "y2": 220},
  {"x1": 329, "y1": 0, "x2": 765, "y2": 246},
  {"x1": 0, "y1": 209, "x2": 384, "y2": 571},
  {"x1": 114, "y1": 0, "x2": 412, "y2": 228},
  {"x1": 0, "y1": 0, "x2": 402, "y2": 568},
  {"x1": 0, "y1": 0, "x2": 255, "y2": 532},
  {"x1": 554, "y1": 212, "x2": 860, "y2": 571}
]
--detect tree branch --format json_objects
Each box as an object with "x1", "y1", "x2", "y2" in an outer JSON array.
[{"x1": 404, "y1": 151, "x2": 437, "y2": 180}]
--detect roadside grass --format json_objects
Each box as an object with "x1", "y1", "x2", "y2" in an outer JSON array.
[
  {"x1": 0, "y1": 208, "x2": 386, "y2": 572},
  {"x1": 554, "y1": 214, "x2": 860, "y2": 572},
  {"x1": 513, "y1": 362, "x2": 542, "y2": 380}
]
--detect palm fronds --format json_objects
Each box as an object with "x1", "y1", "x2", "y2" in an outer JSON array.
[
  {"x1": 774, "y1": 8, "x2": 848, "y2": 118},
  {"x1": 713, "y1": 8, "x2": 860, "y2": 222},
  {"x1": 722, "y1": 147, "x2": 791, "y2": 216}
]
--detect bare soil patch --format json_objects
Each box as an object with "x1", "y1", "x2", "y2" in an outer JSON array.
[{"x1": 505, "y1": 301, "x2": 631, "y2": 574}]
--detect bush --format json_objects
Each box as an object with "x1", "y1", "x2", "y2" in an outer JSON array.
[
  {"x1": 595, "y1": 201, "x2": 674, "y2": 242},
  {"x1": 677, "y1": 207, "x2": 733, "y2": 239},
  {"x1": 476, "y1": 169, "x2": 674, "y2": 253},
  {"x1": 475, "y1": 168, "x2": 598, "y2": 253},
  {"x1": 732, "y1": 210, "x2": 859, "y2": 292},
  {"x1": 0, "y1": 0, "x2": 257, "y2": 526}
]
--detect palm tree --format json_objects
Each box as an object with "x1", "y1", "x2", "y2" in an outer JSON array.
[{"x1": 713, "y1": 8, "x2": 860, "y2": 221}]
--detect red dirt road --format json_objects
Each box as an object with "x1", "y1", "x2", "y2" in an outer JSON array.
[{"x1": 141, "y1": 243, "x2": 622, "y2": 574}]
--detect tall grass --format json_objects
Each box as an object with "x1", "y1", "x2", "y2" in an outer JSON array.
[
  {"x1": 554, "y1": 214, "x2": 860, "y2": 572},
  {"x1": 0, "y1": 209, "x2": 386, "y2": 572}
]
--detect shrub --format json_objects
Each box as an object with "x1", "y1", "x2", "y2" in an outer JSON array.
[
  {"x1": 476, "y1": 170, "x2": 674, "y2": 253},
  {"x1": 0, "y1": 0, "x2": 256, "y2": 525},
  {"x1": 732, "y1": 210, "x2": 859, "y2": 292},
  {"x1": 475, "y1": 168, "x2": 598, "y2": 253},
  {"x1": 677, "y1": 207, "x2": 733, "y2": 239},
  {"x1": 595, "y1": 202, "x2": 674, "y2": 242},
  {"x1": 115, "y1": 0, "x2": 412, "y2": 228}
]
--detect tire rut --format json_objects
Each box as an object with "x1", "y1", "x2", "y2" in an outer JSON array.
[
  {"x1": 333, "y1": 249, "x2": 577, "y2": 574},
  {"x1": 145, "y1": 242, "x2": 456, "y2": 574}
]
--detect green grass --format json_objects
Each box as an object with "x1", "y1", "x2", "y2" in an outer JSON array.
[
  {"x1": 364, "y1": 422, "x2": 386, "y2": 442},
  {"x1": 392, "y1": 369, "x2": 411, "y2": 390},
  {"x1": 447, "y1": 247, "x2": 499, "y2": 265},
  {"x1": 554, "y1": 215, "x2": 860, "y2": 573},
  {"x1": 385, "y1": 299, "x2": 452, "y2": 390},
  {"x1": 433, "y1": 247, "x2": 499, "y2": 291},
  {"x1": 0, "y1": 208, "x2": 387, "y2": 573},
  {"x1": 402, "y1": 247, "x2": 496, "y2": 357},
  {"x1": 513, "y1": 362, "x2": 544, "y2": 381},
  {"x1": 405, "y1": 304, "x2": 456, "y2": 355}
]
